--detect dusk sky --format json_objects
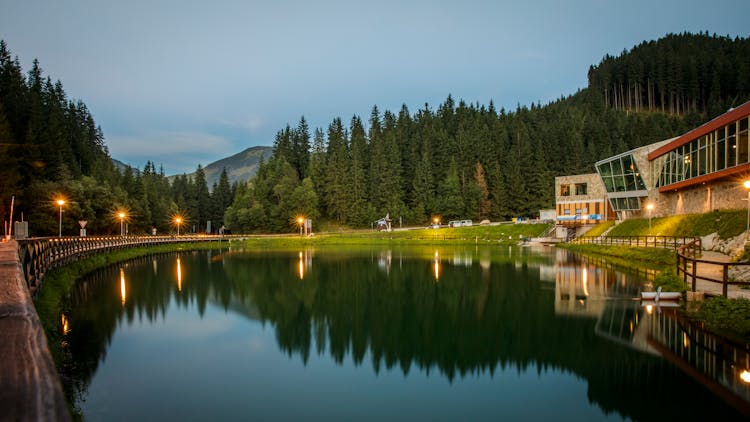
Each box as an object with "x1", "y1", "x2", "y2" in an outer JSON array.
[{"x1": 2, "y1": 0, "x2": 749, "y2": 174}]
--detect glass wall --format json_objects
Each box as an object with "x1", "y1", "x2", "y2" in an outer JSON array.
[
  {"x1": 657, "y1": 116, "x2": 750, "y2": 187},
  {"x1": 595, "y1": 154, "x2": 647, "y2": 194}
]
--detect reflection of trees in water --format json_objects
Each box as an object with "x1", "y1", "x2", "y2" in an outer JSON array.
[{"x1": 60, "y1": 249, "x2": 742, "y2": 420}]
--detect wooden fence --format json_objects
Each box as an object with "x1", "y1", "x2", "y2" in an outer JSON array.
[
  {"x1": 676, "y1": 239, "x2": 750, "y2": 297},
  {"x1": 574, "y1": 235, "x2": 701, "y2": 255}
]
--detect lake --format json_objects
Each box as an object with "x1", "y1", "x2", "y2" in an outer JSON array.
[{"x1": 57, "y1": 245, "x2": 747, "y2": 421}]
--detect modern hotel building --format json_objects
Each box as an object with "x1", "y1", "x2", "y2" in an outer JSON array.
[{"x1": 556, "y1": 100, "x2": 750, "y2": 224}]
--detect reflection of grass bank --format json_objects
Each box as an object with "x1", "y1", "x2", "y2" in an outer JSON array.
[
  {"x1": 690, "y1": 297, "x2": 750, "y2": 344},
  {"x1": 558, "y1": 244, "x2": 675, "y2": 272}
]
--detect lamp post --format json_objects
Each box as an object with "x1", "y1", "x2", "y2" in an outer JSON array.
[
  {"x1": 646, "y1": 203, "x2": 654, "y2": 234},
  {"x1": 744, "y1": 180, "x2": 750, "y2": 232},
  {"x1": 297, "y1": 217, "x2": 304, "y2": 237},
  {"x1": 175, "y1": 217, "x2": 182, "y2": 236},
  {"x1": 56, "y1": 199, "x2": 65, "y2": 238},
  {"x1": 118, "y1": 212, "x2": 126, "y2": 237}
]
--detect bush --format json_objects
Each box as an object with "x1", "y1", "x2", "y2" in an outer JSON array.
[{"x1": 652, "y1": 270, "x2": 686, "y2": 292}]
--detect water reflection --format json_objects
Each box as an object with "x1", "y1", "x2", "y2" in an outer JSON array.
[
  {"x1": 56, "y1": 247, "x2": 746, "y2": 420},
  {"x1": 176, "y1": 257, "x2": 182, "y2": 291},
  {"x1": 119, "y1": 267, "x2": 126, "y2": 305},
  {"x1": 296, "y1": 251, "x2": 313, "y2": 280}
]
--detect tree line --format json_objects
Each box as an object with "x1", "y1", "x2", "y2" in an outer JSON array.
[
  {"x1": 226, "y1": 91, "x2": 693, "y2": 232},
  {"x1": 0, "y1": 40, "x2": 235, "y2": 236}
]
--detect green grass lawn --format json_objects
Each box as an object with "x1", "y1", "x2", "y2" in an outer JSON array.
[{"x1": 607, "y1": 209, "x2": 746, "y2": 239}]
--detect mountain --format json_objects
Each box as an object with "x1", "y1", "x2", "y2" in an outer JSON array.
[
  {"x1": 111, "y1": 158, "x2": 136, "y2": 174},
  {"x1": 190, "y1": 146, "x2": 272, "y2": 188}
]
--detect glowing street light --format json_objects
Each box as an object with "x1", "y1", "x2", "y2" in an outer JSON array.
[
  {"x1": 56, "y1": 199, "x2": 65, "y2": 238},
  {"x1": 297, "y1": 216, "x2": 305, "y2": 237},
  {"x1": 646, "y1": 203, "x2": 654, "y2": 234},
  {"x1": 118, "y1": 211, "x2": 126, "y2": 236},
  {"x1": 744, "y1": 180, "x2": 750, "y2": 232},
  {"x1": 174, "y1": 216, "x2": 183, "y2": 236}
]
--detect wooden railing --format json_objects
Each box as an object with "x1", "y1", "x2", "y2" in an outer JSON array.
[
  {"x1": 573, "y1": 235, "x2": 701, "y2": 253},
  {"x1": 16, "y1": 235, "x2": 232, "y2": 294},
  {"x1": 676, "y1": 239, "x2": 750, "y2": 297}
]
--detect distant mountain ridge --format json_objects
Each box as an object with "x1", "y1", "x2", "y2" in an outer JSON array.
[{"x1": 182, "y1": 146, "x2": 273, "y2": 187}]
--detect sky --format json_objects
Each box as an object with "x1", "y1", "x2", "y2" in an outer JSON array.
[{"x1": 1, "y1": 1, "x2": 749, "y2": 175}]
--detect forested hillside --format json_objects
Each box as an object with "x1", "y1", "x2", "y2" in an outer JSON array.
[
  {"x1": 227, "y1": 34, "x2": 749, "y2": 233},
  {"x1": 588, "y1": 32, "x2": 750, "y2": 117},
  {"x1": 0, "y1": 40, "x2": 234, "y2": 236}
]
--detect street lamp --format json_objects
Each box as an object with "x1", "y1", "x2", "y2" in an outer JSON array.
[
  {"x1": 118, "y1": 212, "x2": 126, "y2": 237},
  {"x1": 646, "y1": 203, "x2": 654, "y2": 234},
  {"x1": 297, "y1": 216, "x2": 304, "y2": 237},
  {"x1": 56, "y1": 199, "x2": 65, "y2": 238},
  {"x1": 744, "y1": 180, "x2": 750, "y2": 232},
  {"x1": 175, "y1": 216, "x2": 183, "y2": 236}
]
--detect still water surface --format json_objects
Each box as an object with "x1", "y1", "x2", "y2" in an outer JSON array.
[{"x1": 59, "y1": 246, "x2": 746, "y2": 421}]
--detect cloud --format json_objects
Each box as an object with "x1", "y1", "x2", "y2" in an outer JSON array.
[
  {"x1": 108, "y1": 131, "x2": 235, "y2": 174},
  {"x1": 217, "y1": 115, "x2": 266, "y2": 132}
]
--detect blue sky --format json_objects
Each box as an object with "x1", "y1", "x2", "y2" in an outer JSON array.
[{"x1": 1, "y1": 0, "x2": 749, "y2": 174}]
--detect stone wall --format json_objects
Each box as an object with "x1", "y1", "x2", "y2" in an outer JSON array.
[{"x1": 648, "y1": 179, "x2": 748, "y2": 218}]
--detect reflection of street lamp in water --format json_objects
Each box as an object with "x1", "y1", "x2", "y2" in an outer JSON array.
[{"x1": 56, "y1": 199, "x2": 66, "y2": 238}]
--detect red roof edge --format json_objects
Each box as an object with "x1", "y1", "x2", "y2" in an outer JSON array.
[{"x1": 647, "y1": 101, "x2": 750, "y2": 161}]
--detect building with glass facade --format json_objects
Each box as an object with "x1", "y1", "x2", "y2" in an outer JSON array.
[{"x1": 556, "y1": 100, "x2": 750, "y2": 223}]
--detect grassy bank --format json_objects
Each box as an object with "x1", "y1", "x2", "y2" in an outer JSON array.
[
  {"x1": 558, "y1": 243, "x2": 675, "y2": 273},
  {"x1": 606, "y1": 209, "x2": 746, "y2": 239},
  {"x1": 689, "y1": 297, "x2": 750, "y2": 344}
]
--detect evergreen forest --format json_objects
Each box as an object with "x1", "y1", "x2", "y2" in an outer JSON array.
[{"x1": 1, "y1": 33, "x2": 749, "y2": 236}]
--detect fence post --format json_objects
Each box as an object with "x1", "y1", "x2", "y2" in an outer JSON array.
[
  {"x1": 722, "y1": 264, "x2": 728, "y2": 297},
  {"x1": 691, "y1": 258, "x2": 697, "y2": 292}
]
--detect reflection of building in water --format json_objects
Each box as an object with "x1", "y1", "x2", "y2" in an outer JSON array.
[
  {"x1": 554, "y1": 248, "x2": 644, "y2": 317},
  {"x1": 378, "y1": 250, "x2": 392, "y2": 275},
  {"x1": 538, "y1": 263, "x2": 556, "y2": 283},
  {"x1": 451, "y1": 251, "x2": 473, "y2": 267},
  {"x1": 645, "y1": 309, "x2": 750, "y2": 415}
]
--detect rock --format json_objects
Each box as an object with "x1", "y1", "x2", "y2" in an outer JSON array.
[{"x1": 701, "y1": 232, "x2": 719, "y2": 250}]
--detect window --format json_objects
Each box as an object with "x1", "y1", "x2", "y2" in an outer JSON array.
[
  {"x1": 575, "y1": 183, "x2": 587, "y2": 195},
  {"x1": 560, "y1": 184, "x2": 570, "y2": 196},
  {"x1": 596, "y1": 153, "x2": 647, "y2": 193}
]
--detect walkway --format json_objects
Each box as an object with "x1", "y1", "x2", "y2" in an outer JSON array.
[
  {"x1": 0, "y1": 240, "x2": 70, "y2": 420},
  {"x1": 692, "y1": 251, "x2": 750, "y2": 299}
]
